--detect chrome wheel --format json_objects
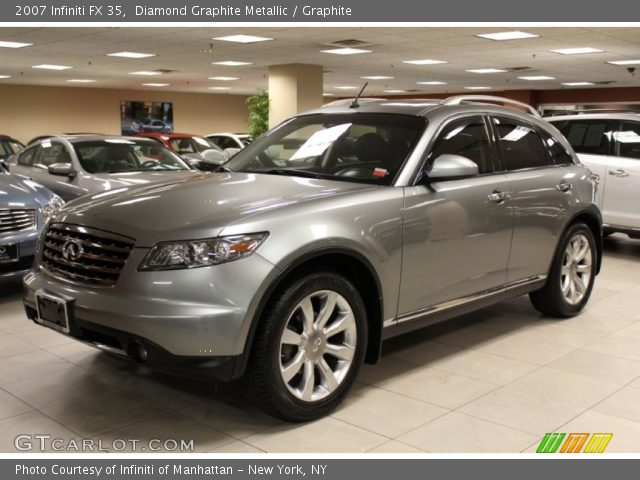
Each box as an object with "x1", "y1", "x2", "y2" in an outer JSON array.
[
  {"x1": 560, "y1": 233, "x2": 592, "y2": 305},
  {"x1": 279, "y1": 290, "x2": 357, "y2": 402}
]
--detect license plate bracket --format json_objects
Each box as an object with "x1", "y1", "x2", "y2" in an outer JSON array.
[{"x1": 35, "y1": 290, "x2": 72, "y2": 334}]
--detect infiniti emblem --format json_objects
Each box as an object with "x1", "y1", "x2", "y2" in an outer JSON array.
[{"x1": 61, "y1": 240, "x2": 84, "y2": 261}]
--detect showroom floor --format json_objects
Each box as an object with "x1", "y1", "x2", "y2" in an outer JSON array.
[{"x1": 1, "y1": 235, "x2": 640, "y2": 453}]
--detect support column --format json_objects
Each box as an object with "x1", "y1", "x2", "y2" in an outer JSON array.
[{"x1": 268, "y1": 64, "x2": 323, "y2": 128}]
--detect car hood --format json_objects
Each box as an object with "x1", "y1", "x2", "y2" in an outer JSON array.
[
  {"x1": 0, "y1": 171, "x2": 53, "y2": 208},
  {"x1": 83, "y1": 170, "x2": 201, "y2": 193},
  {"x1": 57, "y1": 172, "x2": 377, "y2": 246}
]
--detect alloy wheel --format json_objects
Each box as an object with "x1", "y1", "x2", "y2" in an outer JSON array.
[
  {"x1": 278, "y1": 290, "x2": 357, "y2": 402},
  {"x1": 560, "y1": 232, "x2": 592, "y2": 305}
]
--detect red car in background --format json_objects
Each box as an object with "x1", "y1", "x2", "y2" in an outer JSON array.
[{"x1": 134, "y1": 132, "x2": 236, "y2": 171}]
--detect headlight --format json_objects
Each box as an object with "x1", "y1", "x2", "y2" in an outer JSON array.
[
  {"x1": 41, "y1": 194, "x2": 65, "y2": 225},
  {"x1": 138, "y1": 233, "x2": 268, "y2": 271}
]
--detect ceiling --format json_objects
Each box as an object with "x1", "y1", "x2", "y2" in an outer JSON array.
[{"x1": 1, "y1": 27, "x2": 640, "y2": 96}]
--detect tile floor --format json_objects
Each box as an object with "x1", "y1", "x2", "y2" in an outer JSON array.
[{"x1": 1, "y1": 234, "x2": 640, "y2": 453}]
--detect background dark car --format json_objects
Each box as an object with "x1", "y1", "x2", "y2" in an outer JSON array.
[{"x1": 0, "y1": 135, "x2": 24, "y2": 160}]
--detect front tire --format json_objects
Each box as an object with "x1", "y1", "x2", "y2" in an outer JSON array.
[
  {"x1": 530, "y1": 222, "x2": 597, "y2": 317},
  {"x1": 248, "y1": 271, "x2": 367, "y2": 422}
]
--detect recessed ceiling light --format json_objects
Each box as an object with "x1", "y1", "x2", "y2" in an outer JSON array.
[
  {"x1": 550, "y1": 47, "x2": 604, "y2": 55},
  {"x1": 213, "y1": 35, "x2": 273, "y2": 43},
  {"x1": 66, "y1": 79, "x2": 96, "y2": 83},
  {"x1": 0, "y1": 75, "x2": 11, "y2": 79},
  {"x1": 402, "y1": 59, "x2": 448, "y2": 65},
  {"x1": 0, "y1": 40, "x2": 32, "y2": 48},
  {"x1": 361, "y1": 75, "x2": 395, "y2": 80},
  {"x1": 212, "y1": 61, "x2": 252, "y2": 66},
  {"x1": 128, "y1": 71, "x2": 162, "y2": 76},
  {"x1": 464, "y1": 86, "x2": 491, "y2": 90},
  {"x1": 333, "y1": 86, "x2": 359, "y2": 90},
  {"x1": 561, "y1": 82, "x2": 595, "y2": 86},
  {"x1": 384, "y1": 89, "x2": 406, "y2": 93},
  {"x1": 417, "y1": 81, "x2": 447, "y2": 85},
  {"x1": 142, "y1": 83, "x2": 170, "y2": 87},
  {"x1": 208, "y1": 76, "x2": 239, "y2": 81},
  {"x1": 209, "y1": 86, "x2": 232, "y2": 90},
  {"x1": 107, "y1": 51, "x2": 156, "y2": 59},
  {"x1": 606, "y1": 59, "x2": 640, "y2": 65},
  {"x1": 476, "y1": 31, "x2": 539, "y2": 41},
  {"x1": 518, "y1": 75, "x2": 556, "y2": 81},
  {"x1": 321, "y1": 48, "x2": 372, "y2": 55},
  {"x1": 466, "y1": 68, "x2": 507, "y2": 74},
  {"x1": 32, "y1": 64, "x2": 72, "y2": 70}
]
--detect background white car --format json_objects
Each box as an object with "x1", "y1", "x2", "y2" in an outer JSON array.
[
  {"x1": 206, "y1": 132, "x2": 252, "y2": 150},
  {"x1": 550, "y1": 114, "x2": 640, "y2": 238}
]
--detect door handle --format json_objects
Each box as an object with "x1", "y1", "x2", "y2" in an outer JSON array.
[
  {"x1": 609, "y1": 169, "x2": 629, "y2": 177},
  {"x1": 556, "y1": 181, "x2": 573, "y2": 193},
  {"x1": 488, "y1": 190, "x2": 511, "y2": 203}
]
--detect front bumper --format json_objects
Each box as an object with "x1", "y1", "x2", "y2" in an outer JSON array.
[{"x1": 23, "y1": 248, "x2": 276, "y2": 379}]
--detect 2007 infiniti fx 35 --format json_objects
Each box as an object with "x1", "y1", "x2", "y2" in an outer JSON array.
[{"x1": 23, "y1": 96, "x2": 602, "y2": 421}]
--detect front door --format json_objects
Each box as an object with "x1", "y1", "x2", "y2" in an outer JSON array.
[{"x1": 398, "y1": 115, "x2": 513, "y2": 316}]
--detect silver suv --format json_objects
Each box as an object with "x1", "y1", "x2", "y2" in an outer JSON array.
[{"x1": 23, "y1": 96, "x2": 602, "y2": 421}]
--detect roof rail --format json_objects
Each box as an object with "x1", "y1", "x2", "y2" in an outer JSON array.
[{"x1": 442, "y1": 95, "x2": 541, "y2": 118}]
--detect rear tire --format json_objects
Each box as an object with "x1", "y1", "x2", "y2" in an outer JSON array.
[
  {"x1": 248, "y1": 271, "x2": 367, "y2": 422},
  {"x1": 530, "y1": 222, "x2": 597, "y2": 317}
]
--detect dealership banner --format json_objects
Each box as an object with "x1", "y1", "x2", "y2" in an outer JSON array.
[
  {"x1": 3, "y1": 0, "x2": 640, "y2": 23},
  {"x1": 4, "y1": 458, "x2": 640, "y2": 479}
]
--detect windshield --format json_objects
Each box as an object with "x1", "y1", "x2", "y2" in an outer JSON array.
[
  {"x1": 73, "y1": 139, "x2": 191, "y2": 174},
  {"x1": 169, "y1": 136, "x2": 222, "y2": 154},
  {"x1": 224, "y1": 113, "x2": 426, "y2": 185}
]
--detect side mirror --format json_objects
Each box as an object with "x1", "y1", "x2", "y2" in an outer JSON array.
[
  {"x1": 200, "y1": 149, "x2": 225, "y2": 165},
  {"x1": 48, "y1": 163, "x2": 76, "y2": 178},
  {"x1": 0, "y1": 159, "x2": 8, "y2": 173},
  {"x1": 427, "y1": 154, "x2": 479, "y2": 181}
]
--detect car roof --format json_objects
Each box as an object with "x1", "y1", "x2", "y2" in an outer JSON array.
[
  {"x1": 137, "y1": 133, "x2": 201, "y2": 139},
  {"x1": 547, "y1": 112, "x2": 640, "y2": 122},
  {"x1": 0, "y1": 134, "x2": 20, "y2": 143},
  {"x1": 32, "y1": 134, "x2": 163, "y2": 145},
  {"x1": 307, "y1": 95, "x2": 542, "y2": 123}
]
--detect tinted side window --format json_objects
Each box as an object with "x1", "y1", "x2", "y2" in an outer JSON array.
[
  {"x1": 493, "y1": 117, "x2": 549, "y2": 170},
  {"x1": 429, "y1": 116, "x2": 494, "y2": 174},
  {"x1": 540, "y1": 129, "x2": 575, "y2": 165},
  {"x1": 34, "y1": 142, "x2": 71, "y2": 168},
  {"x1": 615, "y1": 121, "x2": 640, "y2": 160},
  {"x1": 18, "y1": 146, "x2": 38, "y2": 167},
  {"x1": 556, "y1": 120, "x2": 612, "y2": 155}
]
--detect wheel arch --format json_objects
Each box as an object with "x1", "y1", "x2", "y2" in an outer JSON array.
[
  {"x1": 231, "y1": 247, "x2": 385, "y2": 380},
  {"x1": 563, "y1": 207, "x2": 603, "y2": 275}
]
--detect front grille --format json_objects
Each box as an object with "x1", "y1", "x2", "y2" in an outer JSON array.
[
  {"x1": 41, "y1": 223, "x2": 135, "y2": 286},
  {"x1": 0, "y1": 209, "x2": 36, "y2": 234}
]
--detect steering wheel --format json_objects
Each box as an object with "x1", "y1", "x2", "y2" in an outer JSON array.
[{"x1": 141, "y1": 160, "x2": 160, "y2": 168}]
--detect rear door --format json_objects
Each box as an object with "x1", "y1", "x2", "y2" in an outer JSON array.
[
  {"x1": 605, "y1": 120, "x2": 640, "y2": 229},
  {"x1": 491, "y1": 116, "x2": 577, "y2": 283}
]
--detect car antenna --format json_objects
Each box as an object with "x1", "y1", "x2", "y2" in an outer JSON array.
[{"x1": 350, "y1": 82, "x2": 369, "y2": 109}]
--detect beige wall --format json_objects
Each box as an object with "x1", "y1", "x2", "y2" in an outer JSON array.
[{"x1": 0, "y1": 85, "x2": 250, "y2": 144}]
